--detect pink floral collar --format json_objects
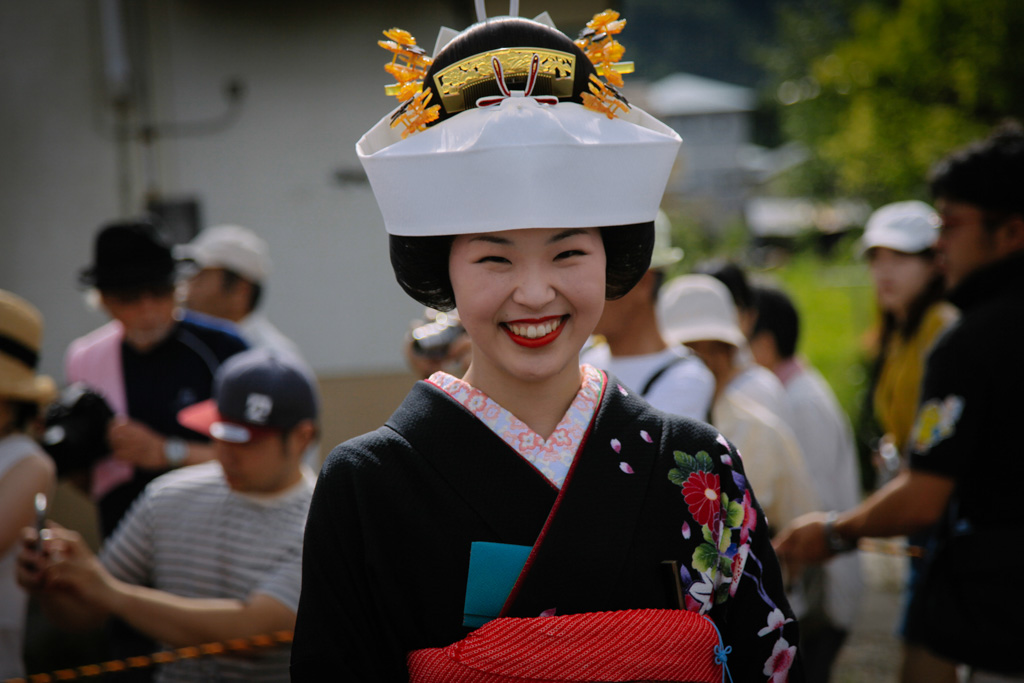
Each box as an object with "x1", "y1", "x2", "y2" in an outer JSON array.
[{"x1": 427, "y1": 365, "x2": 606, "y2": 489}]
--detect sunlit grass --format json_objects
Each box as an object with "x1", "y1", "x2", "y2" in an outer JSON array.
[{"x1": 767, "y1": 249, "x2": 876, "y2": 424}]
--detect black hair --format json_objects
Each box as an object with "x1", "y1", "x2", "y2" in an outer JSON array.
[
  {"x1": 750, "y1": 286, "x2": 799, "y2": 360},
  {"x1": 422, "y1": 17, "x2": 598, "y2": 125},
  {"x1": 929, "y1": 120, "x2": 1024, "y2": 228},
  {"x1": 390, "y1": 222, "x2": 655, "y2": 311},
  {"x1": 221, "y1": 269, "x2": 263, "y2": 313}
]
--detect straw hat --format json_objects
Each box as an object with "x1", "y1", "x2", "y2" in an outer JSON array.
[{"x1": 0, "y1": 290, "x2": 57, "y2": 405}]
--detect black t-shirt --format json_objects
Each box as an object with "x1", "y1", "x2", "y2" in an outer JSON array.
[
  {"x1": 908, "y1": 252, "x2": 1024, "y2": 527},
  {"x1": 100, "y1": 318, "x2": 247, "y2": 536},
  {"x1": 905, "y1": 252, "x2": 1024, "y2": 671}
]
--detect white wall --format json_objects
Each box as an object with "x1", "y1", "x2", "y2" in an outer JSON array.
[
  {"x1": 0, "y1": 0, "x2": 615, "y2": 381},
  {"x1": 0, "y1": 0, "x2": 457, "y2": 380}
]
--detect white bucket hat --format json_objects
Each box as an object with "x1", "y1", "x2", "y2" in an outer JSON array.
[
  {"x1": 657, "y1": 274, "x2": 746, "y2": 348},
  {"x1": 356, "y1": 12, "x2": 682, "y2": 237},
  {"x1": 860, "y1": 200, "x2": 940, "y2": 255}
]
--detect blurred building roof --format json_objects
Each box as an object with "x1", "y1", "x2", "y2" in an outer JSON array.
[{"x1": 644, "y1": 72, "x2": 755, "y2": 117}]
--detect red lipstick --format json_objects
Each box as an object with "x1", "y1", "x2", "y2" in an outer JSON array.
[{"x1": 501, "y1": 315, "x2": 567, "y2": 348}]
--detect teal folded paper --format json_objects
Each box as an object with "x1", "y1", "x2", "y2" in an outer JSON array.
[{"x1": 463, "y1": 542, "x2": 533, "y2": 628}]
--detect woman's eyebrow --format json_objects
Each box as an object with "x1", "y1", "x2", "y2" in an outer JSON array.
[
  {"x1": 469, "y1": 235, "x2": 511, "y2": 245},
  {"x1": 548, "y1": 228, "x2": 590, "y2": 243}
]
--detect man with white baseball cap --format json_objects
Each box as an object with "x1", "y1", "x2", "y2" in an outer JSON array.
[
  {"x1": 19, "y1": 348, "x2": 317, "y2": 682},
  {"x1": 178, "y1": 225, "x2": 305, "y2": 363}
]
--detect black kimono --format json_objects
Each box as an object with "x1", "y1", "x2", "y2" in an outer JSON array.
[{"x1": 292, "y1": 373, "x2": 802, "y2": 682}]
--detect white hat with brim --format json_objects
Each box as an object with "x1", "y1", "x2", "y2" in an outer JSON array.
[
  {"x1": 175, "y1": 224, "x2": 271, "y2": 283},
  {"x1": 860, "y1": 200, "x2": 940, "y2": 256},
  {"x1": 658, "y1": 274, "x2": 746, "y2": 348},
  {"x1": 0, "y1": 290, "x2": 57, "y2": 405},
  {"x1": 358, "y1": 96, "x2": 681, "y2": 236}
]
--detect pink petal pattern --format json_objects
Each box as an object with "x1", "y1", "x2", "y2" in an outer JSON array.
[
  {"x1": 681, "y1": 521, "x2": 691, "y2": 539},
  {"x1": 619, "y1": 462, "x2": 634, "y2": 474},
  {"x1": 610, "y1": 438, "x2": 621, "y2": 453},
  {"x1": 617, "y1": 384, "x2": 628, "y2": 396},
  {"x1": 539, "y1": 608, "x2": 556, "y2": 618},
  {"x1": 640, "y1": 430, "x2": 653, "y2": 443},
  {"x1": 428, "y1": 366, "x2": 603, "y2": 489}
]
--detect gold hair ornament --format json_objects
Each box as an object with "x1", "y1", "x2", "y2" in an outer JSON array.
[
  {"x1": 432, "y1": 48, "x2": 576, "y2": 115},
  {"x1": 379, "y1": 28, "x2": 433, "y2": 102},
  {"x1": 580, "y1": 74, "x2": 628, "y2": 120},
  {"x1": 389, "y1": 90, "x2": 440, "y2": 138},
  {"x1": 575, "y1": 10, "x2": 632, "y2": 88},
  {"x1": 576, "y1": 11, "x2": 632, "y2": 119},
  {"x1": 378, "y1": 28, "x2": 441, "y2": 137}
]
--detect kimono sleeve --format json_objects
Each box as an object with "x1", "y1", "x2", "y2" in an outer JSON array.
[
  {"x1": 672, "y1": 428, "x2": 804, "y2": 681},
  {"x1": 290, "y1": 441, "x2": 410, "y2": 683}
]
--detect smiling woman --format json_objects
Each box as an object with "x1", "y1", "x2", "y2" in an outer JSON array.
[{"x1": 291, "y1": 8, "x2": 804, "y2": 683}]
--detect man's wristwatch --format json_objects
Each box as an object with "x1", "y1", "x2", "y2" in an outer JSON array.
[
  {"x1": 823, "y1": 511, "x2": 856, "y2": 555},
  {"x1": 164, "y1": 437, "x2": 188, "y2": 468}
]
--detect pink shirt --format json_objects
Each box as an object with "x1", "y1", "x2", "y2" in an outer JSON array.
[{"x1": 65, "y1": 321, "x2": 133, "y2": 499}]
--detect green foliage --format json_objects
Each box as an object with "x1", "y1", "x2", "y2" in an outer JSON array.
[{"x1": 771, "y1": 0, "x2": 1024, "y2": 203}]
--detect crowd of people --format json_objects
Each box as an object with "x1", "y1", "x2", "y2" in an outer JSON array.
[{"x1": 2, "y1": 6, "x2": 1023, "y2": 683}]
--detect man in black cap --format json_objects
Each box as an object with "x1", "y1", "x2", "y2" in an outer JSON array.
[
  {"x1": 65, "y1": 220, "x2": 247, "y2": 538},
  {"x1": 775, "y1": 123, "x2": 1024, "y2": 679},
  {"x1": 19, "y1": 348, "x2": 318, "y2": 683}
]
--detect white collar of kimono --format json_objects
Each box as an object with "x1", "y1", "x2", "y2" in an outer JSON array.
[{"x1": 428, "y1": 364, "x2": 605, "y2": 489}]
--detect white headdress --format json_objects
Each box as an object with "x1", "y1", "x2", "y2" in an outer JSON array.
[{"x1": 357, "y1": 7, "x2": 682, "y2": 237}]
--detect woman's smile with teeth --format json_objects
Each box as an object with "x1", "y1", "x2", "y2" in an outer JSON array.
[{"x1": 507, "y1": 318, "x2": 563, "y2": 339}]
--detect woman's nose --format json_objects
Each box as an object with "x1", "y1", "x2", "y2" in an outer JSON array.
[{"x1": 510, "y1": 267, "x2": 556, "y2": 308}]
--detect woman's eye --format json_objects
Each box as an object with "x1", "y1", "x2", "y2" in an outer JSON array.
[
  {"x1": 556, "y1": 249, "x2": 585, "y2": 260},
  {"x1": 476, "y1": 255, "x2": 509, "y2": 264}
]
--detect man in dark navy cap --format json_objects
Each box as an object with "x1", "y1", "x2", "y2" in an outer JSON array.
[
  {"x1": 19, "y1": 348, "x2": 318, "y2": 683},
  {"x1": 66, "y1": 220, "x2": 248, "y2": 539}
]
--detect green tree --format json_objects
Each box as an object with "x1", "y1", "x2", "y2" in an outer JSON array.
[{"x1": 773, "y1": 0, "x2": 1024, "y2": 204}]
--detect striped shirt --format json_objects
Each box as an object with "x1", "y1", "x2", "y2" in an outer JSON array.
[{"x1": 101, "y1": 462, "x2": 314, "y2": 682}]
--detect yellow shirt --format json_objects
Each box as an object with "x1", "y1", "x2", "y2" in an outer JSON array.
[{"x1": 873, "y1": 302, "x2": 959, "y2": 451}]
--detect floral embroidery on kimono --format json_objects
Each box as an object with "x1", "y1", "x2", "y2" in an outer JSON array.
[{"x1": 667, "y1": 441, "x2": 796, "y2": 680}]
